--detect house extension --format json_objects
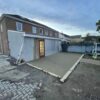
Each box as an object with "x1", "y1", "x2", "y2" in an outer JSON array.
[{"x1": 0, "y1": 14, "x2": 61, "y2": 61}]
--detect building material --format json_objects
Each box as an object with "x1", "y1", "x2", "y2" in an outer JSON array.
[
  {"x1": 16, "y1": 33, "x2": 25, "y2": 64},
  {"x1": 27, "y1": 63, "x2": 61, "y2": 78},
  {"x1": 60, "y1": 54, "x2": 84, "y2": 82},
  {"x1": 27, "y1": 53, "x2": 83, "y2": 82}
]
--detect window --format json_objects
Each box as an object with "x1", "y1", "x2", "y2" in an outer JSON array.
[
  {"x1": 55, "y1": 33, "x2": 58, "y2": 37},
  {"x1": 39, "y1": 28, "x2": 43, "y2": 35},
  {"x1": 0, "y1": 24, "x2": 3, "y2": 32},
  {"x1": 16, "y1": 22, "x2": 23, "y2": 31},
  {"x1": 32, "y1": 26, "x2": 37, "y2": 34},
  {"x1": 45, "y1": 30, "x2": 48, "y2": 36},
  {"x1": 50, "y1": 31, "x2": 53, "y2": 37}
]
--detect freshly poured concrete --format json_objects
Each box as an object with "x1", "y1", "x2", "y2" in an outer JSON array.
[{"x1": 29, "y1": 53, "x2": 82, "y2": 78}]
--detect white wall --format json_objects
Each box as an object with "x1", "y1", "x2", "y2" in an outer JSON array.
[
  {"x1": 22, "y1": 37, "x2": 34, "y2": 61},
  {"x1": 34, "y1": 39, "x2": 39, "y2": 60},
  {"x1": 8, "y1": 30, "x2": 34, "y2": 61},
  {"x1": 8, "y1": 30, "x2": 24, "y2": 59},
  {"x1": 45, "y1": 39, "x2": 59, "y2": 56},
  {"x1": 8, "y1": 30, "x2": 60, "y2": 61},
  {"x1": 59, "y1": 33, "x2": 70, "y2": 42}
]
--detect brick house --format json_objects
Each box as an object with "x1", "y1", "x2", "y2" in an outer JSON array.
[{"x1": 0, "y1": 14, "x2": 60, "y2": 61}]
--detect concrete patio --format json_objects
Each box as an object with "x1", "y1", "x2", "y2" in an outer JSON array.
[{"x1": 28, "y1": 53, "x2": 83, "y2": 81}]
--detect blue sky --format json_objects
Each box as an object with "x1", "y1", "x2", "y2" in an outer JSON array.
[{"x1": 0, "y1": 0, "x2": 100, "y2": 36}]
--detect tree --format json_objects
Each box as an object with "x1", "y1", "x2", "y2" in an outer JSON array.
[{"x1": 96, "y1": 20, "x2": 100, "y2": 32}]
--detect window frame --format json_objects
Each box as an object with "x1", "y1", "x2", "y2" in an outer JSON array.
[
  {"x1": 32, "y1": 26, "x2": 37, "y2": 34},
  {"x1": 49, "y1": 30, "x2": 53, "y2": 37},
  {"x1": 45, "y1": 29, "x2": 49, "y2": 36},
  {"x1": 39, "y1": 28, "x2": 44, "y2": 35},
  {"x1": 16, "y1": 22, "x2": 23, "y2": 31},
  {"x1": 55, "y1": 33, "x2": 58, "y2": 38}
]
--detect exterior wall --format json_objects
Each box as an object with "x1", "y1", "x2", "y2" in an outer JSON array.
[
  {"x1": 8, "y1": 30, "x2": 34, "y2": 61},
  {"x1": 45, "y1": 39, "x2": 59, "y2": 56},
  {"x1": 8, "y1": 30, "x2": 24, "y2": 59},
  {"x1": 67, "y1": 45, "x2": 98, "y2": 53},
  {"x1": 6, "y1": 18, "x2": 16, "y2": 31},
  {"x1": 59, "y1": 41, "x2": 62, "y2": 51},
  {"x1": 0, "y1": 18, "x2": 9, "y2": 54},
  {"x1": 6, "y1": 17, "x2": 59, "y2": 38},
  {"x1": 34, "y1": 39, "x2": 39, "y2": 59},
  {"x1": 22, "y1": 37, "x2": 34, "y2": 61},
  {"x1": 2, "y1": 15, "x2": 61, "y2": 61},
  {"x1": 23, "y1": 22, "x2": 32, "y2": 33},
  {"x1": 68, "y1": 46, "x2": 86, "y2": 53},
  {"x1": 0, "y1": 23, "x2": 2, "y2": 53},
  {"x1": 8, "y1": 30, "x2": 60, "y2": 61},
  {"x1": 0, "y1": 15, "x2": 60, "y2": 56},
  {"x1": 70, "y1": 38, "x2": 84, "y2": 43},
  {"x1": 59, "y1": 33, "x2": 70, "y2": 42}
]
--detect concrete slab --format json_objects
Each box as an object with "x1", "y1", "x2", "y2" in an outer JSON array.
[
  {"x1": 28, "y1": 53, "x2": 82, "y2": 80},
  {"x1": 60, "y1": 54, "x2": 84, "y2": 82},
  {"x1": 0, "y1": 65, "x2": 16, "y2": 73},
  {"x1": 0, "y1": 69, "x2": 29, "y2": 81}
]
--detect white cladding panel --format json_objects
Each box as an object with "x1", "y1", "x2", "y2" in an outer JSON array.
[
  {"x1": 8, "y1": 30, "x2": 24, "y2": 59},
  {"x1": 22, "y1": 37, "x2": 34, "y2": 61},
  {"x1": 8, "y1": 30, "x2": 60, "y2": 61},
  {"x1": 45, "y1": 39, "x2": 59, "y2": 56},
  {"x1": 8, "y1": 30, "x2": 34, "y2": 61}
]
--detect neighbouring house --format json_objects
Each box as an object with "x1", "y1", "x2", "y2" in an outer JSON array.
[
  {"x1": 70, "y1": 35, "x2": 83, "y2": 43},
  {"x1": 83, "y1": 35, "x2": 100, "y2": 43},
  {"x1": 0, "y1": 14, "x2": 61, "y2": 61},
  {"x1": 59, "y1": 33, "x2": 70, "y2": 43}
]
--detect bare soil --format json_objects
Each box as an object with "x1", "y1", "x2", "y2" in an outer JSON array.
[{"x1": 16, "y1": 62, "x2": 100, "y2": 100}]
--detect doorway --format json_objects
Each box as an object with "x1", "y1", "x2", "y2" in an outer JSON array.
[{"x1": 39, "y1": 40, "x2": 45, "y2": 57}]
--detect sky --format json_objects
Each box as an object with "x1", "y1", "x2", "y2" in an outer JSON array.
[{"x1": 0, "y1": 0, "x2": 100, "y2": 36}]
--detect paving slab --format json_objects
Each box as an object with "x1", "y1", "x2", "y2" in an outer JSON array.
[
  {"x1": 0, "y1": 69, "x2": 29, "y2": 81},
  {"x1": 28, "y1": 53, "x2": 82, "y2": 78}
]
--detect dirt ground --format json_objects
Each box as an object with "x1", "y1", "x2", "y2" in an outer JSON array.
[{"x1": 16, "y1": 61, "x2": 100, "y2": 100}]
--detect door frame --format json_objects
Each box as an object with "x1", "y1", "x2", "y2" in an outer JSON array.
[{"x1": 39, "y1": 39, "x2": 45, "y2": 58}]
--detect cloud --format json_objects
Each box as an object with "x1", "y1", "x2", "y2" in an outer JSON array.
[
  {"x1": 33, "y1": 18, "x2": 99, "y2": 36},
  {"x1": 0, "y1": 0, "x2": 100, "y2": 35}
]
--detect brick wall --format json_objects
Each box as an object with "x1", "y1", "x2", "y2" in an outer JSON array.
[
  {"x1": 0, "y1": 16, "x2": 59, "y2": 55},
  {"x1": 0, "y1": 18, "x2": 9, "y2": 54},
  {"x1": 6, "y1": 17, "x2": 59, "y2": 38}
]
